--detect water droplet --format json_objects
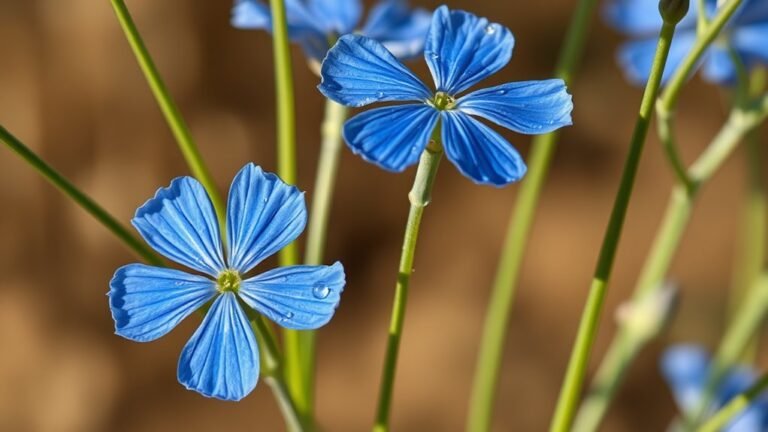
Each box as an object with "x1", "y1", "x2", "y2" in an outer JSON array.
[
  {"x1": 376, "y1": 91, "x2": 385, "y2": 99},
  {"x1": 313, "y1": 285, "x2": 331, "y2": 299},
  {"x1": 284, "y1": 311, "x2": 294, "y2": 320},
  {"x1": 430, "y1": 52, "x2": 439, "y2": 60},
  {"x1": 263, "y1": 197, "x2": 268, "y2": 203},
  {"x1": 497, "y1": 89, "x2": 507, "y2": 95},
  {"x1": 485, "y1": 24, "x2": 496, "y2": 35}
]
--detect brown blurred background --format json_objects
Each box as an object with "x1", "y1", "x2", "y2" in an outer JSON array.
[{"x1": 1, "y1": 0, "x2": 766, "y2": 431}]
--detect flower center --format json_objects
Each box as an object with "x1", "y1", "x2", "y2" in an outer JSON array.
[
  {"x1": 217, "y1": 269, "x2": 242, "y2": 293},
  {"x1": 431, "y1": 91, "x2": 456, "y2": 110}
]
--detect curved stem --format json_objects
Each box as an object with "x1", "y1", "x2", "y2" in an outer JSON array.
[
  {"x1": 296, "y1": 99, "x2": 348, "y2": 417},
  {"x1": 549, "y1": 21, "x2": 678, "y2": 432},
  {"x1": 466, "y1": 0, "x2": 601, "y2": 428},
  {"x1": 0, "y1": 125, "x2": 164, "y2": 266},
  {"x1": 373, "y1": 137, "x2": 443, "y2": 432},
  {"x1": 108, "y1": 0, "x2": 225, "y2": 227}
]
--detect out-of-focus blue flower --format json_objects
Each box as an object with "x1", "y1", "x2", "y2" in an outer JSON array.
[
  {"x1": 661, "y1": 344, "x2": 768, "y2": 430},
  {"x1": 317, "y1": 6, "x2": 573, "y2": 187},
  {"x1": 232, "y1": 0, "x2": 432, "y2": 61},
  {"x1": 108, "y1": 163, "x2": 345, "y2": 401},
  {"x1": 606, "y1": 0, "x2": 768, "y2": 85}
]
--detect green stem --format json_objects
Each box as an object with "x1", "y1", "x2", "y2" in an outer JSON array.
[
  {"x1": 108, "y1": 0, "x2": 225, "y2": 227},
  {"x1": 295, "y1": 99, "x2": 348, "y2": 418},
  {"x1": 696, "y1": 373, "x2": 768, "y2": 432},
  {"x1": 549, "y1": 21, "x2": 678, "y2": 432},
  {"x1": 466, "y1": 0, "x2": 600, "y2": 428},
  {"x1": 373, "y1": 138, "x2": 444, "y2": 432},
  {"x1": 0, "y1": 125, "x2": 164, "y2": 266},
  {"x1": 572, "y1": 96, "x2": 768, "y2": 432}
]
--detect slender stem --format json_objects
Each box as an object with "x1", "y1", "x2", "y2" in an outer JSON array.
[
  {"x1": 0, "y1": 125, "x2": 164, "y2": 266},
  {"x1": 108, "y1": 0, "x2": 225, "y2": 227},
  {"x1": 696, "y1": 373, "x2": 768, "y2": 432},
  {"x1": 466, "y1": 0, "x2": 600, "y2": 428},
  {"x1": 295, "y1": 99, "x2": 348, "y2": 416},
  {"x1": 549, "y1": 22, "x2": 678, "y2": 432},
  {"x1": 373, "y1": 138, "x2": 444, "y2": 432},
  {"x1": 572, "y1": 97, "x2": 768, "y2": 431}
]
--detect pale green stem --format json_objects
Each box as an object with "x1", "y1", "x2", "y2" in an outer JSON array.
[
  {"x1": 572, "y1": 96, "x2": 768, "y2": 432},
  {"x1": 549, "y1": 21, "x2": 678, "y2": 432},
  {"x1": 108, "y1": 0, "x2": 225, "y2": 226},
  {"x1": 295, "y1": 99, "x2": 348, "y2": 416},
  {"x1": 696, "y1": 373, "x2": 768, "y2": 432},
  {"x1": 466, "y1": 0, "x2": 600, "y2": 428},
  {"x1": 373, "y1": 136, "x2": 444, "y2": 432}
]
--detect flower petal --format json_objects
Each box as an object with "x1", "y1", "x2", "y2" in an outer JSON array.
[
  {"x1": 132, "y1": 177, "x2": 226, "y2": 276},
  {"x1": 617, "y1": 30, "x2": 698, "y2": 86},
  {"x1": 343, "y1": 104, "x2": 438, "y2": 172},
  {"x1": 362, "y1": 0, "x2": 432, "y2": 59},
  {"x1": 660, "y1": 344, "x2": 710, "y2": 415},
  {"x1": 718, "y1": 368, "x2": 768, "y2": 431},
  {"x1": 308, "y1": 0, "x2": 362, "y2": 35},
  {"x1": 109, "y1": 264, "x2": 217, "y2": 342},
  {"x1": 701, "y1": 45, "x2": 737, "y2": 85},
  {"x1": 424, "y1": 6, "x2": 514, "y2": 94},
  {"x1": 226, "y1": 164, "x2": 307, "y2": 274},
  {"x1": 732, "y1": 23, "x2": 768, "y2": 64},
  {"x1": 318, "y1": 34, "x2": 432, "y2": 107},
  {"x1": 441, "y1": 111, "x2": 526, "y2": 187},
  {"x1": 177, "y1": 292, "x2": 259, "y2": 401},
  {"x1": 232, "y1": 0, "x2": 321, "y2": 39},
  {"x1": 604, "y1": 0, "x2": 700, "y2": 36},
  {"x1": 239, "y1": 262, "x2": 345, "y2": 330},
  {"x1": 456, "y1": 80, "x2": 573, "y2": 135}
]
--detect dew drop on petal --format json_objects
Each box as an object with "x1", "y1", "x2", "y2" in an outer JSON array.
[
  {"x1": 284, "y1": 311, "x2": 294, "y2": 320},
  {"x1": 430, "y1": 52, "x2": 439, "y2": 60},
  {"x1": 497, "y1": 89, "x2": 507, "y2": 95},
  {"x1": 485, "y1": 24, "x2": 496, "y2": 35},
  {"x1": 376, "y1": 91, "x2": 385, "y2": 99},
  {"x1": 313, "y1": 285, "x2": 331, "y2": 299}
]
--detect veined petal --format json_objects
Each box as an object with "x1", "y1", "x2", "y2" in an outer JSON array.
[
  {"x1": 660, "y1": 345, "x2": 709, "y2": 415},
  {"x1": 732, "y1": 23, "x2": 768, "y2": 64},
  {"x1": 362, "y1": 0, "x2": 432, "y2": 59},
  {"x1": 343, "y1": 104, "x2": 438, "y2": 172},
  {"x1": 617, "y1": 30, "x2": 698, "y2": 86},
  {"x1": 701, "y1": 45, "x2": 737, "y2": 84},
  {"x1": 239, "y1": 262, "x2": 345, "y2": 330},
  {"x1": 425, "y1": 6, "x2": 514, "y2": 94},
  {"x1": 109, "y1": 264, "x2": 217, "y2": 342},
  {"x1": 604, "y1": 0, "x2": 700, "y2": 36},
  {"x1": 308, "y1": 0, "x2": 362, "y2": 35},
  {"x1": 132, "y1": 177, "x2": 226, "y2": 276},
  {"x1": 226, "y1": 164, "x2": 307, "y2": 274},
  {"x1": 177, "y1": 293, "x2": 259, "y2": 401},
  {"x1": 442, "y1": 111, "x2": 526, "y2": 186},
  {"x1": 318, "y1": 34, "x2": 432, "y2": 107},
  {"x1": 456, "y1": 80, "x2": 573, "y2": 135}
]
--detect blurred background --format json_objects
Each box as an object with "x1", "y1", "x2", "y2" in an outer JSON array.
[{"x1": 0, "y1": 0, "x2": 765, "y2": 430}]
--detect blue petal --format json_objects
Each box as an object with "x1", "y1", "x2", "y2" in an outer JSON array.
[
  {"x1": 718, "y1": 367, "x2": 768, "y2": 431},
  {"x1": 132, "y1": 177, "x2": 226, "y2": 276},
  {"x1": 232, "y1": 0, "x2": 322, "y2": 39},
  {"x1": 456, "y1": 80, "x2": 573, "y2": 135},
  {"x1": 441, "y1": 111, "x2": 526, "y2": 187},
  {"x1": 343, "y1": 104, "x2": 439, "y2": 172},
  {"x1": 734, "y1": 0, "x2": 768, "y2": 26},
  {"x1": 618, "y1": 30, "x2": 698, "y2": 86},
  {"x1": 239, "y1": 262, "x2": 345, "y2": 330},
  {"x1": 362, "y1": 0, "x2": 432, "y2": 59},
  {"x1": 424, "y1": 6, "x2": 515, "y2": 94},
  {"x1": 226, "y1": 163, "x2": 307, "y2": 274},
  {"x1": 701, "y1": 45, "x2": 737, "y2": 85},
  {"x1": 308, "y1": 0, "x2": 362, "y2": 35},
  {"x1": 604, "y1": 0, "x2": 700, "y2": 36},
  {"x1": 177, "y1": 292, "x2": 259, "y2": 401},
  {"x1": 231, "y1": 0, "x2": 271, "y2": 30},
  {"x1": 660, "y1": 344, "x2": 710, "y2": 415},
  {"x1": 318, "y1": 35, "x2": 432, "y2": 107},
  {"x1": 109, "y1": 264, "x2": 217, "y2": 342},
  {"x1": 732, "y1": 23, "x2": 768, "y2": 65}
]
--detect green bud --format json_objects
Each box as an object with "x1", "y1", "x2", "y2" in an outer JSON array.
[{"x1": 659, "y1": 0, "x2": 690, "y2": 24}]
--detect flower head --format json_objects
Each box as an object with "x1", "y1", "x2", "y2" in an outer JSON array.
[
  {"x1": 606, "y1": 0, "x2": 768, "y2": 85},
  {"x1": 661, "y1": 344, "x2": 768, "y2": 430},
  {"x1": 108, "y1": 163, "x2": 345, "y2": 401},
  {"x1": 232, "y1": 0, "x2": 432, "y2": 61},
  {"x1": 318, "y1": 6, "x2": 574, "y2": 187}
]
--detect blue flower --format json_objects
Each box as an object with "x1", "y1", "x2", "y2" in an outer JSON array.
[
  {"x1": 661, "y1": 344, "x2": 768, "y2": 430},
  {"x1": 317, "y1": 6, "x2": 573, "y2": 187},
  {"x1": 231, "y1": 0, "x2": 432, "y2": 61},
  {"x1": 606, "y1": 0, "x2": 768, "y2": 85},
  {"x1": 108, "y1": 163, "x2": 345, "y2": 401}
]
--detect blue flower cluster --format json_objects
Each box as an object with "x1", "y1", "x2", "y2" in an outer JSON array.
[
  {"x1": 109, "y1": 164, "x2": 345, "y2": 401},
  {"x1": 232, "y1": 0, "x2": 432, "y2": 61},
  {"x1": 661, "y1": 345, "x2": 768, "y2": 430},
  {"x1": 606, "y1": 0, "x2": 768, "y2": 85},
  {"x1": 319, "y1": 6, "x2": 574, "y2": 187}
]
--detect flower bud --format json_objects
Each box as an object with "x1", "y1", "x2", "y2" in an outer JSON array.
[{"x1": 659, "y1": 0, "x2": 690, "y2": 24}]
